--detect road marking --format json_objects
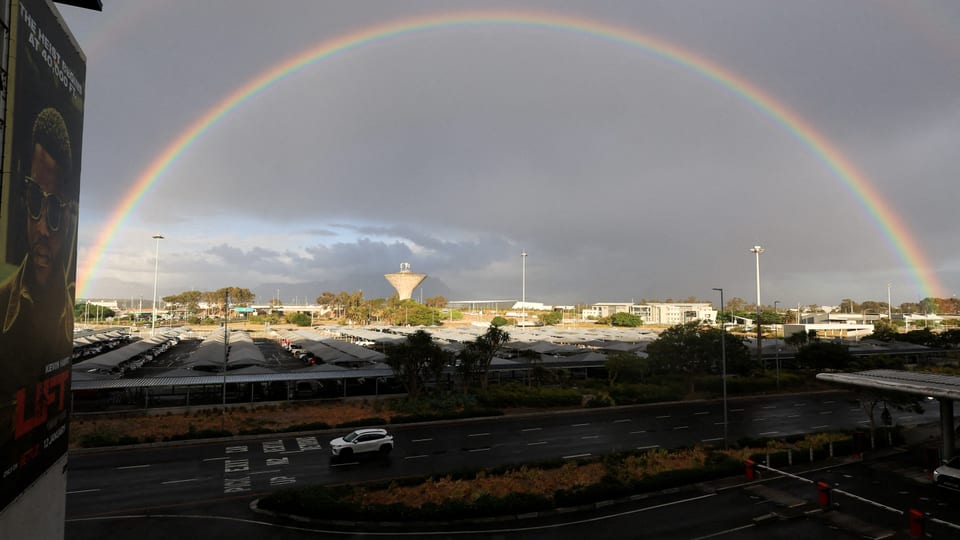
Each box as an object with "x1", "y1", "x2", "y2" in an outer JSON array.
[
  {"x1": 571, "y1": 423, "x2": 590, "y2": 427},
  {"x1": 521, "y1": 427, "x2": 542, "y2": 432},
  {"x1": 793, "y1": 403, "x2": 807, "y2": 407},
  {"x1": 116, "y1": 465, "x2": 150, "y2": 470},
  {"x1": 753, "y1": 418, "x2": 767, "y2": 422},
  {"x1": 820, "y1": 411, "x2": 833, "y2": 415},
  {"x1": 656, "y1": 415, "x2": 671, "y2": 419},
  {"x1": 701, "y1": 437, "x2": 723, "y2": 443},
  {"x1": 613, "y1": 419, "x2": 632, "y2": 423},
  {"x1": 411, "y1": 438, "x2": 433, "y2": 443},
  {"x1": 673, "y1": 426, "x2": 689, "y2": 430},
  {"x1": 202, "y1": 457, "x2": 228, "y2": 462},
  {"x1": 563, "y1": 453, "x2": 591, "y2": 459},
  {"x1": 787, "y1": 415, "x2": 800, "y2": 418},
  {"x1": 581, "y1": 435, "x2": 599, "y2": 440},
  {"x1": 629, "y1": 430, "x2": 647, "y2": 434},
  {"x1": 694, "y1": 411, "x2": 709, "y2": 416},
  {"x1": 527, "y1": 441, "x2": 548, "y2": 446},
  {"x1": 811, "y1": 425, "x2": 829, "y2": 430},
  {"x1": 636, "y1": 445, "x2": 660, "y2": 450},
  {"x1": 468, "y1": 447, "x2": 490, "y2": 453},
  {"x1": 248, "y1": 469, "x2": 282, "y2": 476},
  {"x1": 66, "y1": 489, "x2": 101, "y2": 495},
  {"x1": 730, "y1": 408, "x2": 744, "y2": 412},
  {"x1": 468, "y1": 432, "x2": 490, "y2": 437},
  {"x1": 762, "y1": 406, "x2": 777, "y2": 410},
  {"x1": 404, "y1": 455, "x2": 429, "y2": 460},
  {"x1": 758, "y1": 431, "x2": 780, "y2": 437},
  {"x1": 161, "y1": 478, "x2": 199, "y2": 485},
  {"x1": 329, "y1": 461, "x2": 359, "y2": 467},
  {"x1": 824, "y1": 400, "x2": 836, "y2": 404}
]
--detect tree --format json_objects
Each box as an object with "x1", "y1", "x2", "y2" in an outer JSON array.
[
  {"x1": 384, "y1": 330, "x2": 449, "y2": 399},
  {"x1": 538, "y1": 310, "x2": 562, "y2": 326},
  {"x1": 795, "y1": 341, "x2": 853, "y2": 370},
  {"x1": 725, "y1": 297, "x2": 748, "y2": 312},
  {"x1": 610, "y1": 312, "x2": 643, "y2": 327},
  {"x1": 605, "y1": 351, "x2": 648, "y2": 387},
  {"x1": 457, "y1": 325, "x2": 510, "y2": 391},
  {"x1": 645, "y1": 321, "x2": 751, "y2": 394},
  {"x1": 868, "y1": 319, "x2": 899, "y2": 342},
  {"x1": 490, "y1": 316, "x2": 509, "y2": 327},
  {"x1": 285, "y1": 312, "x2": 312, "y2": 326},
  {"x1": 424, "y1": 295, "x2": 447, "y2": 308}
]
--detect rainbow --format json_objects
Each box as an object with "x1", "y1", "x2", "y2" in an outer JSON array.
[{"x1": 76, "y1": 10, "x2": 944, "y2": 299}]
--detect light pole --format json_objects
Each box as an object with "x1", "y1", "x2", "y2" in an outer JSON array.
[
  {"x1": 151, "y1": 234, "x2": 164, "y2": 336},
  {"x1": 712, "y1": 287, "x2": 728, "y2": 449},
  {"x1": 773, "y1": 300, "x2": 780, "y2": 338},
  {"x1": 750, "y1": 245, "x2": 764, "y2": 361},
  {"x1": 887, "y1": 282, "x2": 892, "y2": 321},
  {"x1": 521, "y1": 251, "x2": 527, "y2": 326}
]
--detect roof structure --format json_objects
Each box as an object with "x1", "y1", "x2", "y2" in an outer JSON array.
[{"x1": 816, "y1": 369, "x2": 960, "y2": 400}]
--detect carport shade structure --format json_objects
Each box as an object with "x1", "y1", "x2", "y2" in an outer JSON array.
[{"x1": 817, "y1": 369, "x2": 960, "y2": 460}]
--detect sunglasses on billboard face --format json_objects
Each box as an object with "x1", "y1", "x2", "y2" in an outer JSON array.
[{"x1": 23, "y1": 176, "x2": 73, "y2": 232}]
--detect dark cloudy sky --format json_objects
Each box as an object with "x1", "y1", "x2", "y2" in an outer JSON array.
[{"x1": 58, "y1": 0, "x2": 960, "y2": 308}]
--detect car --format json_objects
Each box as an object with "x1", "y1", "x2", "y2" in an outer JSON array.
[
  {"x1": 329, "y1": 428, "x2": 393, "y2": 458},
  {"x1": 934, "y1": 456, "x2": 960, "y2": 490}
]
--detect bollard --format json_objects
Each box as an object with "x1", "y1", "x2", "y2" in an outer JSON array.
[
  {"x1": 816, "y1": 481, "x2": 831, "y2": 507},
  {"x1": 908, "y1": 509, "x2": 925, "y2": 538},
  {"x1": 746, "y1": 459, "x2": 758, "y2": 481}
]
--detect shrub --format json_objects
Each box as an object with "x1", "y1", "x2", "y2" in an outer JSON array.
[{"x1": 475, "y1": 383, "x2": 581, "y2": 408}]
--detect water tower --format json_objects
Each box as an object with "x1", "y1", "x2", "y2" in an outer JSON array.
[{"x1": 385, "y1": 263, "x2": 427, "y2": 301}]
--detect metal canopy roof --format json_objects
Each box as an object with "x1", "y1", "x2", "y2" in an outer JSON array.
[{"x1": 816, "y1": 369, "x2": 960, "y2": 400}]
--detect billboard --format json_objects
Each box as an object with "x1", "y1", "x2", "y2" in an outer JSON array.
[{"x1": 1, "y1": 0, "x2": 84, "y2": 512}]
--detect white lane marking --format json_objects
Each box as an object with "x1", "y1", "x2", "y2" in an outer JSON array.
[
  {"x1": 116, "y1": 465, "x2": 150, "y2": 470},
  {"x1": 758, "y1": 431, "x2": 779, "y2": 437},
  {"x1": 787, "y1": 415, "x2": 800, "y2": 418},
  {"x1": 571, "y1": 423, "x2": 590, "y2": 427},
  {"x1": 702, "y1": 437, "x2": 723, "y2": 443},
  {"x1": 161, "y1": 478, "x2": 199, "y2": 485},
  {"x1": 636, "y1": 445, "x2": 660, "y2": 450},
  {"x1": 411, "y1": 438, "x2": 433, "y2": 443},
  {"x1": 468, "y1": 433, "x2": 490, "y2": 437},
  {"x1": 656, "y1": 415, "x2": 671, "y2": 419},
  {"x1": 563, "y1": 453, "x2": 591, "y2": 459},
  {"x1": 66, "y1": 489, "x2": 101, "y2": 495},
  {"x1": 730, "y1": 408, "x2": 744, "y2": 412},
  {"x1": 811, "y1": 425, "x2": 829, "y2": 430},
  {"x1": 694, "y1": 411, "x2": 709, "y2": 416},
  {"x1": 762, "y1": 406, "x2": 776, "y2": 410},
  {"x1": 824, "y1": 400, "x2": 836, "y2": 404},
  {"x1": 793, "y1": 403, "x2": 807, "y2": 407},
  {"x1": 849, "y1": 408, "x2": 861, "y2": 412},
  {"x1": 713, "y1": 422, "x2": 726, "y2": 426},
  {"x1": 527, "y1": 441, "x2": 548, "y2": 446},
  {"x1": 629, "y1": 430, "x2": 647, "y2": 434},
  {"x1": 468, "y1": 448, "x2": 490, "y2": 453},
  {"x1": 248, "y1": 469, "x2": 282, "y2": 476},
  {"x1": 753, "y1": 418, "x2": 767, "y2": 422},
  {"x1": 329, "y1": 461, "x2": 359, "y2": 467},
  {"x1": 202, "y1": 457, "x2": 228, "y2": 462},
  {"x1": 521, "y1": 427, "x2": 542, "y2": 432},
  {"x1": 614, "y1": 419, "x2": 632, "y2": 423},
  {"x1": 404, "y1": 455, "x2": 429, "y2": 460},
  {"x1": 673, "y1": 426, "x2": 689, "y2": 430},
  {"x1": 820, "y1": 411, "x2": 833, "y2": 415},
  {"x1": 581, "y1": 435, "x2": 599, "y2": 440}
]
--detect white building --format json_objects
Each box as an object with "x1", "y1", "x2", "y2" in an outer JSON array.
[{"x1": 584, "y1": 302, "x2": 717, "y2": 325}]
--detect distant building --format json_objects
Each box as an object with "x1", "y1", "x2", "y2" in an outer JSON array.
[
  {"x1": 384, "y1": 263, "x2": 427, "y2": 301},
  {"x1": 584, "y1": 302, "x2": 717, "y2": 325}
]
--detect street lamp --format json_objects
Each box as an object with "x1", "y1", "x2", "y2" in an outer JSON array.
[
  {"x1": 151, "y1": 234, "x2": 164, "y2": 336},
  {"x1": 712, "y1": 287, "x2": 728, "y2": 449},
  {"x1": 521, "y1": 251, "x2": 527, "y2": 326},
  {"x1": 750, "y1": 245, "x2": 764, "y2": 360},
  {"x1": 887, "y1": 282, "x2": 892, "y2": 321},
  {"x1": 773, "y1": 300, "x2": 780, "y2": 338}
]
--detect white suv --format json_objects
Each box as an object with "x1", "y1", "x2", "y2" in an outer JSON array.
[
  {"x1": 329, "y1": 428, "x2": 394, "y2": 458},
  {"x1": 934, "y1": 456, "x2": 960, "y2": 490}
]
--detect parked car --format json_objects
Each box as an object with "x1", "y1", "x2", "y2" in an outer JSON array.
[
  {"x1": 329, "y1": 428, "x2": 393, "y2": 458},
  {"x1": 934, "y1": 456, "x2": 960, "y2": 490}
]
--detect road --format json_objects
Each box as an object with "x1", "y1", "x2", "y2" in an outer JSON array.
[{"x1": 65, "y1": 391, "x2": 949, "y2": 538}]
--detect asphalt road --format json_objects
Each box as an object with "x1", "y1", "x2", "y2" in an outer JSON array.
[{"x1": 63, "y1": 390, "x2": 953, "y2": 538}]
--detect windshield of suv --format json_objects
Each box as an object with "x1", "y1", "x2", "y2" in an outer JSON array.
[{"x1": 343, "y1": 431, "x2": 360, "y2": 443}]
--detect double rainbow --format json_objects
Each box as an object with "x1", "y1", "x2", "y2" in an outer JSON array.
[{"x1": 76, "y1": 11, "x2": 943, "y2": 299}]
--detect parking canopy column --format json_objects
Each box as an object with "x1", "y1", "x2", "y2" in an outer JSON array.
[{"x1": 941, "y1": 399, "x2": 955, "y2": 460}]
